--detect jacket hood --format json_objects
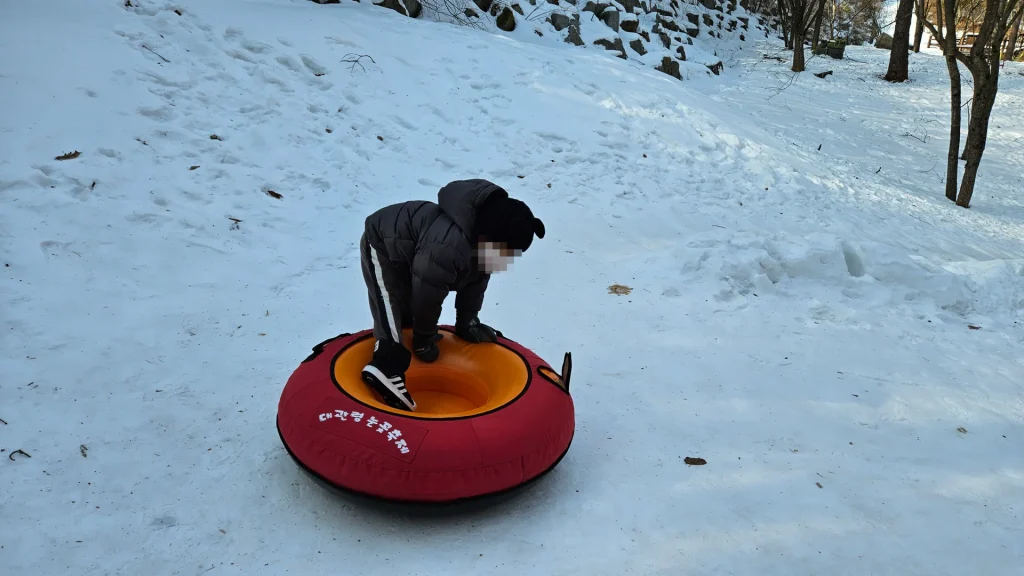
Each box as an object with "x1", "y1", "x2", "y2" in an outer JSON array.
[{"x1": 437, "y1": 179, "x2": 506, "y2": 238}]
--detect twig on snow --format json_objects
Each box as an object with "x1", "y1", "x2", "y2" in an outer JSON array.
[
  {"x1": 341, "y1": 53, "x2": 378, "y2": 74},
  {"x1": 9, "y1": 449, "x2": 30, "y2": 461},
  {"x1": 142, "y1": 45, "x2": 170, "y2": 63}
]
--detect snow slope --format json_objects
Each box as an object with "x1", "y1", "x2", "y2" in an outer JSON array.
[{"x1": 2, "y1": 0, "x2": 1023, "y2": 574}]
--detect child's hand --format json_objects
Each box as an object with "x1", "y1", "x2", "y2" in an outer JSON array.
[
  {"x1": 413, "y1": 332, "x2": 442, "y2": 363},
  {"x1": 455, "y1": 316, "x2": 498, "y2": 344}
]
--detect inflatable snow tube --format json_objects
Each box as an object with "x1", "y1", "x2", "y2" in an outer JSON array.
[{"x1": 276, "y1": 326, "x2": 575, "y2": 507}]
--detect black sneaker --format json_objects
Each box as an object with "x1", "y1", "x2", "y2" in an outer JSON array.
[{"x1": 361, "y1": 365, "x2": 416, "y2": 411}]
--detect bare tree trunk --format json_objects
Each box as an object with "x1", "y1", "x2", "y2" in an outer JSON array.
[
  {"x1": 940, "y1": 0, "x2": 961, "y2": 202},
  {"x1": 943, "y1": 55, "x2": 963, "y2": 202},
  {"x1": 780, "y1": 5, "x2": 793, "y2": 48},
  {"x1": 913, "y1": 0, "x2": 927, "y2": 51},
  {"x1": 956, "y1": 72, "x2": 997, "y2": 208},
  {"x1": 885, "y1": 0, "x2": 916, "y2": 81},
  {"x1": 812, "y1": 0, "x2": 826, "y2": 49},
  {"x1": 793, "y1": 27, "x2": 807, "y2": 70},
  {"x1": 1006, "y1": 9, "x2": 1022, "y2": 61}
]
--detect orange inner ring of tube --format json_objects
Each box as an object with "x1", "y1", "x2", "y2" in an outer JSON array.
[{"x1": 334, "y1": 329, "x2": 530, "y2": 419}]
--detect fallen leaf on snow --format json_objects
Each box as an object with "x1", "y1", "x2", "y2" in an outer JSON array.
[
  {"x1": 56, "y1": 151, "x2": 81, "y2": 161},
  {"x1": 968, "y1": 325, "x2": 981, "y2": 330},
  {"x1": 189, "y1": 165, "x2": 200, "y2": 170},
  {"x1": 80, "y1": 444, "x2": 88, "y2": 458},
  {"x1": 957, "y1": 427, "x2": 968, "y2": 434},
  {"x1": 816, "y1": 482, "x2": 823, "y2": 488},
  {"x1": 608, "y1": 284, "x2": 632, "y2": 295},
  {"x1": 265, "y1": 190, "x2": 283, "y2": 199},
  {"x1": 684, "y1": 457, "x2": 706, "y2": 466}
]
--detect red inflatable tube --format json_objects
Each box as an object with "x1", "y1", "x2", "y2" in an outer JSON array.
[{"x1": 276, "y1": 327, "x2": 575, "y2": 504}]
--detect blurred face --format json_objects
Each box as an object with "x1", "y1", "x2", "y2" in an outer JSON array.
[{"x1": 475, "y1": 241, "x2": 520, "y2": 273}]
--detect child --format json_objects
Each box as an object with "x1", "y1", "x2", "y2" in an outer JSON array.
[{"x1": 358, "y1": 179, "x2": 545, "y2": 411}]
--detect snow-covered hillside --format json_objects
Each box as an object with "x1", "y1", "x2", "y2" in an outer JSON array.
[{"x1": 2, "y1": 0, "x2": 1022, "y2": 574}]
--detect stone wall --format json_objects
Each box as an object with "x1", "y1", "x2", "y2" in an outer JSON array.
[{"x1": 310, "y1": 0, "x2": 769, "y2": 81}]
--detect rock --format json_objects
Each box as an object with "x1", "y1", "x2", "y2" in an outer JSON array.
[
  {"x1": 639, "y1": 29, "x2": 650, "y2": 42},
  {"x1": 464, "y1": 7, "x2": 479, "y2": 17},
  {"x1": 707, "y1": 61, "x2": 723, "y2": 75},
  {"x1": 374, "y1": 0, "x2": 421, "y2": 17},
  {"x1": 595, "y1": 7, "x2": 619, "y2": 32},
  {"x1": 621, "y1": 18, "x2": 639, "y2": 33},
  {"x1": 490, "y1": 3, "x2": 501, "y2": 16},
  {"x1": 473, "y1": 0, "x2": 492, "y2": 11},
  {"x1": 686, "y1": 13, "x2": 698, "y2": 25},
  {"x1": 676, "y1": 45, "x2": 687, "y2": 60},
  {"x1": 497, "y1": 7, "x2": 516, "y2": 30},
  {"x1": 565, "y1": 16, "x2": 585, "y2": 45},
  {"x1": 629, "y1": 38, "x2": 647, "y2": 55},
  {"x1": 659, "y1": 31, "x2": 671, "y2": 48},
  {"x1": 727, "y1": 19, "x2": 737, "y2": 31},
  {"x1": 686, "y1": 27, "x2": 699, "y2": 38},
  {"x1": 700, "y1": 0, "x2": 716, "y2": 8},
  {"x1": 594, "y1": 37, "x2": 627, "y2": 59},
  {"x1": 512, "y1": 3, "x2": 524, "y2": 14},
  {"x1": 703, "y1": 14, "x2": 713, "y2": 27},
  {"x1": 655, "y1": 7, "x2": 674, "y2": 17},
  {"x1": 311, "y1": 0, "x2": 340, "y2": 4},
  {"x1": 546, "y1": 0, "x2": 559, "y2": 3},
  {"x1": 875, "y1": 33, "x2": 893, "y2": 49},
  {"x1": 656, "y1": 56, "x2": 681, "y2": 80},
  {"x1": 657, "y1": 16, "x2": 681, "y2": 33},
  {"x1": 550, "y1": 13, "x2": 572, "y2": 30},
  {"x1": 738, "y1": 16, "x2": 749, "y2": 29},
  {"x1": 535, "y1": 29, "x2": 543, "y2": 36},
  {"x1": 739, "y1": 33, "x2": 744, "y2": 41},
  {"x1": 620, "y1": 0, "x2": 642, "y2": 12},
  {"x1": 582, "y1": 1, "x2": 610, "y2": 15}
]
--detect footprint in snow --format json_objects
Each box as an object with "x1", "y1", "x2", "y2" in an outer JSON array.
[
  {"x1": 137, "y1": 105, "x2": 177, "y2": 122},
  {"x1": 325, "y1": 36, "x2": 360, "y2": 48},
  {"x1": 391, "y1": 115, "x2": 417, "y2": 132},
  {"x1": 300, "y1": 55, "x2": 327, "y2": 76},
  {"x1": 274, "y1": 54, "x2": 306, "y2": 74},
  {"x1": 469, "y1": 80, "x2": 503, "y2": 91}
]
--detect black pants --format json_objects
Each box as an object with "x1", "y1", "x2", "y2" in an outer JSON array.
[{"x1": 360, "y1": 233, "x2": 413, "y2": 347}]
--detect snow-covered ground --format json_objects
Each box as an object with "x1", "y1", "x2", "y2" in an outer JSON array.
[{"x1": 3, "y1": 0, "x2": 1023, "y2": 574}]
